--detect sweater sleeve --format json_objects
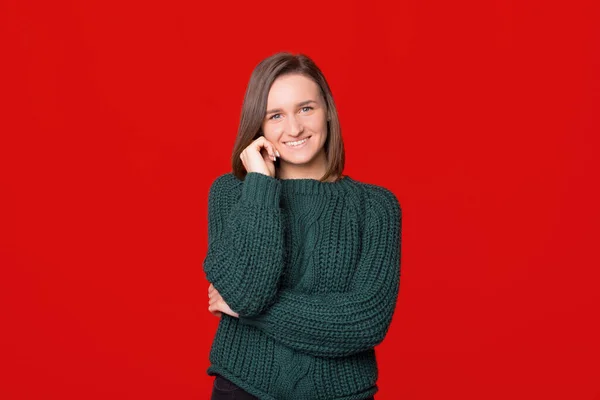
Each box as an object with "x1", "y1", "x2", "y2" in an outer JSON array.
[
  {"x1": 237, "y1": 186, "x2": 402, "y2": 358},
  {"x1": 202, "y1": 172, "x2": 285, "y2": 317}
]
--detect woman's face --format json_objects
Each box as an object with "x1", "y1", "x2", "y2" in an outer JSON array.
[{"x1": 261, "y1": 74, "x2": 329, "y2": 169}]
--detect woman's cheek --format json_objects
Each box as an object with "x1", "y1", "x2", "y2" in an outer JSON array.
[{"x1": 305, "y1": 117, "x2": 327, "y2": 133}]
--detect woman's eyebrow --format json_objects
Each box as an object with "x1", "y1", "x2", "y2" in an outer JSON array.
[{"x1": 266, "y1": 100, "x2": 317, "y2": 114}]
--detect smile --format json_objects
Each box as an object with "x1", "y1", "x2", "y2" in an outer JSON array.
[{"x1": 284, "y1": 136, "x2": 310, "y2": 148}]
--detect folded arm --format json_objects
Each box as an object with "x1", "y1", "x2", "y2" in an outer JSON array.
[
  {"x1": 203, "y1": 172, "x2": 285, "y2": 317},
  {"x1": 238, "y1": 187, "x2": 402, "y2": 358}
]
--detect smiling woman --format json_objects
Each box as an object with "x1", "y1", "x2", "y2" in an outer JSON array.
[
  {"x1": 261, "y1": 74, "x2": 331, "y2": 177},
  {"x1": 203, "y1": 51, "x2": 401, "y2": 400},
  {"x1": 261, "y1": 74, "x2": 332, "y2": 175},
  {"x1": 230, "y1": 52, "x2": 346, "y2": 183}
]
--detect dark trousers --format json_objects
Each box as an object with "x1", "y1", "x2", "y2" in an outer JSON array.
[{"x1": 211, "y1": 374, "x2": 375, "y2": 400}]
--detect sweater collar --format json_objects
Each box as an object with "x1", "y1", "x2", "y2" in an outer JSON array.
[{"x1": 278, "y1": 175, "x2": 355, "y2": 196}]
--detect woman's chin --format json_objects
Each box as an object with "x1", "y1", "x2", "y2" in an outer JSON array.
[{"x1": 282, "y1": 152, "x2": 315, "y2": 165}]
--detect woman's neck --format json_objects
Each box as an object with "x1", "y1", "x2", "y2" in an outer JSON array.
[{"x1": 275, "y1": 149, "x2": 334, "y2": 181}]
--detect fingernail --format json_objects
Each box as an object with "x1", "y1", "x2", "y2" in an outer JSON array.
[{"x1": 276, "y1": 150, "x2": 281, "y2": 157}]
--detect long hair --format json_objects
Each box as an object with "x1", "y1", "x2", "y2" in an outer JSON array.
[{"x1": 231, "y1": 52, "x2": 345, "y2": 182}]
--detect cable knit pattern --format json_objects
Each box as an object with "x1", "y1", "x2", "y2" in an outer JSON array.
[{"x1": 203, "y1": 171, "x2": 402, "y2": 400}]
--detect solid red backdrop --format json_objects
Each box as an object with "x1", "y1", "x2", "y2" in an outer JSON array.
[{"x1": 1, "y1": 0, "x2": 599, "y2": 399}]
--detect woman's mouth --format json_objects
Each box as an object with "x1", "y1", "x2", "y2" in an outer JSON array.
[{"x1": 283, "y1": 136, "x2": 310, "y2": 149}]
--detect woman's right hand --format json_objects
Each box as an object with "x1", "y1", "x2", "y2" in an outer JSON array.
[
  {"x1": 208, "y1": 282, "x2": 239, "y2": 319},
  {"x1": 239, "y1": 135, "x2": 280, "y2": 178}
]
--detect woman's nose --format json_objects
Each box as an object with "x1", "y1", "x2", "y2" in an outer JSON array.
[{"x1": 285, "y1": 115, "x2": 303, "y2": 135}]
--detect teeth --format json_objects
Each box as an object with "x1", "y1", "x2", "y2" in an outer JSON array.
[{"x1": 285, "y1": 138, "x2": 308, "y2": 146}]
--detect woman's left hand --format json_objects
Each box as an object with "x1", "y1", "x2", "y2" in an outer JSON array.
[{"x1": 208, "y1": 283, "x2": 239, "y2": 318}]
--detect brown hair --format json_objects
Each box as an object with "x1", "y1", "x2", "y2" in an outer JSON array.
[{"x1": 231, "y1": 52, "x2": 345, "y2": 182}]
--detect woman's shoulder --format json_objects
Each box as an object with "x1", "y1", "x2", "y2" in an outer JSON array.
[
  {"x1": 206, "y1": 173, "x2": 245, "y2": 210},
  {"x1": 351, "y1": 177, "x2": 401, "y2": 214},
  {"x1": 209, "y1": 171, "x2": 242, "y2": 193}
]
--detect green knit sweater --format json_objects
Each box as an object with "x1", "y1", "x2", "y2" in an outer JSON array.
[{"x1": 203, "y1": 171, "x2": 402, "y2": 400}]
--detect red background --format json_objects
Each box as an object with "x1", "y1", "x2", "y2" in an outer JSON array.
[{"x1": 1, "y1": 0, "x2": 599, "y2": 399}]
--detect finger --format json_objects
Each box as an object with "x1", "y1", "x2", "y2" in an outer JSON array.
[
  {"x1": 222, "y1": 303, "x2": 239, "y2": 319},
  {"x1": 266, "y1": 143, "x2": 276, "y2": 162},
  {"x1": 209, "y1": 306, "x2": 222, "y2": 318},
  {"x1": 239, "y1": 152, "x2": 247, "y2": 170},
  {"x1": 255, "y1": 136, "x2": 276, "y2": 162},
  {"x1": 264, "y1": 141, "x2": 280, "y2": 160},
  {"x1": 208, "y1": 294, "x2": 219, "y2": 304},
  {"x1": 262, "y1": 147, "x2": 275, "y2": 163},
  {"x1": 209, "y1": 296, "x2": 219, "y2": 306}
]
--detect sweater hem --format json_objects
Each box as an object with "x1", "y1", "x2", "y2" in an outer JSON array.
[
  {"x1": 207, "y1": 364, "x2": 379, "y2": 400},
  {"x1": 207, "y1": 364, "x2": 277, "y2": 400}
]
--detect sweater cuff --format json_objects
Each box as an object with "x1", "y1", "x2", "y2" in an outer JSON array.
[
  {"x1": 237, "y1": 314, "x2": 268, "y2": 329},
  {"x1": 241, "y1": 172, "x2": 281, "y2": 208}
]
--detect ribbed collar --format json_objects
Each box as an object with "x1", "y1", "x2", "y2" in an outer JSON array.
[{"x1": 278, "y1": 175, "x2": 356, "y2": 196}]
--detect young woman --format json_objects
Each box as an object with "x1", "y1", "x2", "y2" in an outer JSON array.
[{"x1": 204, "y1": 52, "x2": 402, "y2": 400}]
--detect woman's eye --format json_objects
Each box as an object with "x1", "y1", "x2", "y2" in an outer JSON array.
[{"x1": 269, "y1": 107, "x2": 312, "y2": 120}]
